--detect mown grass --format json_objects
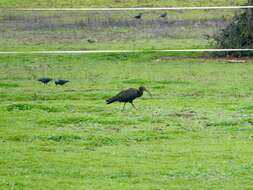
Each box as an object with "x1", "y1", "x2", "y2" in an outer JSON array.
[
  {"x1": 0, "y1": 53, "x2": 253, "y2": 189},
  {"x1": 0, "y1": 1, "x2": 247, "y2": 52},
  {"x1": 0, "y1": 38, "x2": 210, "y2": 51},
  {"x1": 0, "y1": 9, "x2": 236, "y2": 51},
  {"x1": 0, "y1": 0, "x2": 247, "y2": 8}
]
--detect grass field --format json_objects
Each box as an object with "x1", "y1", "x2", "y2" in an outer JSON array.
[
  {"x1": 0, "y1": 0, "x2": 248, "y2": 8},
  {"x1": 1, "y1": 0, "x2": 253, "y2": 189},
  {"x1": 0, "y1": 9, "x2": 243, "y2": 51},
  {"x1": 0, "y1": 53, "x2": 253, "y2": 189},
  {"x1": 0, "y1": 1, "x2": 248, "y2": 52}
]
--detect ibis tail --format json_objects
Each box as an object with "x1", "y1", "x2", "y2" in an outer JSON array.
[{"x1": 106, "y1": 96, "x2": 118, "y2": 104}]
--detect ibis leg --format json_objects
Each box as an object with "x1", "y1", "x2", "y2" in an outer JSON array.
[
  {"x1": 130, "y1": 102, "x2": 137, "y2": 110},
  {"x1": 122, "y1": 102, "x2": 126, "y2": 111}
]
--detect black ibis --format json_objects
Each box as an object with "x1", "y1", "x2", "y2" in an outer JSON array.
[
  {"x1": 55, "y1": 79, "x2": 70, "y2": 86},
  {"x1": 38, "y1": 77, "x2": 52, "y2": 85},
  {"x1": 134, "y1": 13, "x2": 142, "y2": 19},
  {"x1": 106, "y1": 86, "x2": 152, "y2": 110},
  {"x1": 87, "y1": 39, "x2": 96, "y2": 43},
  {"x1": 160, "y1": 13, "x2": 167, "y2": 18}
]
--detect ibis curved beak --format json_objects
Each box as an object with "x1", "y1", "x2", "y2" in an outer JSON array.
[{"x1": 145, "y1": 89, "x2": 152, "y2": 98}]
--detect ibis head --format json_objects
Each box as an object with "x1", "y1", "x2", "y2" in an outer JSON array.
[{"x1": 139, "y1": 86, "x2": 152, "y2": 97}]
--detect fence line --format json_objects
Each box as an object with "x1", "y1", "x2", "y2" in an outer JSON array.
[
  {"x1": 0, "y1": 49, "x2": 253, "y2": 54},
  {"x1": 3, "y1": 6, "x2": 253, "y2": 11}
]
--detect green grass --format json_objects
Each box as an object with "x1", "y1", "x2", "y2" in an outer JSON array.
[
  {"x1": 0, "y1": 9, "x2": 232, "y2": 51},
  {"x1": 0, "y1": 1, "x2": 247, "y2": 52},
  {"x1": 0, "y1": 53, "x2": 253, "y2": 189},
  {"x1": 0, "y1": 0, "x2": 247, "y2": 8},
  {"x1": 0, "y1": 38, "x2": 210, "y2": 51},
  {"x1": 0, "y1": 1, "x2": 253, "y2": 189}
]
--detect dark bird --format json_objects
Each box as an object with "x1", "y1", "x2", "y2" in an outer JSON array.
[
  {"x1": 160, "y1": 13, "x2": 167, "y2": 18},
  {"x1": 55, "y1": 79, "x2": 70, "y2": 86},
  {"x1": 87, "y1": 39, "x2": 96, "y2": 43},
  {"x1": 106, "y1": 86, "x2": 152, "y2": 110},
  {"x1": 134, "y1": 13, "x2": 142, "y2": 19},
  {"x1": 37, "y1": 77, "x2": 52, "y2": 85}
]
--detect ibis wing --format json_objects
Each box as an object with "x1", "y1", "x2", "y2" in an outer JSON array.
[
  {"x1": 114, "y1": 90, "x2": 127, "y2": 99},
  {"x1": 106, "y1": 88, "x2": 139, "y2": 104},
  {"x1": 117, "y1": 88, "x2": 138, "y2": 102},
  {"x1": 106, "y1": 90, "x2": 126, "y2": 104}
]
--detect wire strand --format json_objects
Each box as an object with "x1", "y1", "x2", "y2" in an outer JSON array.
[{"x1": 0, "y1": 49, "x2": 253, "y2": 54}]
